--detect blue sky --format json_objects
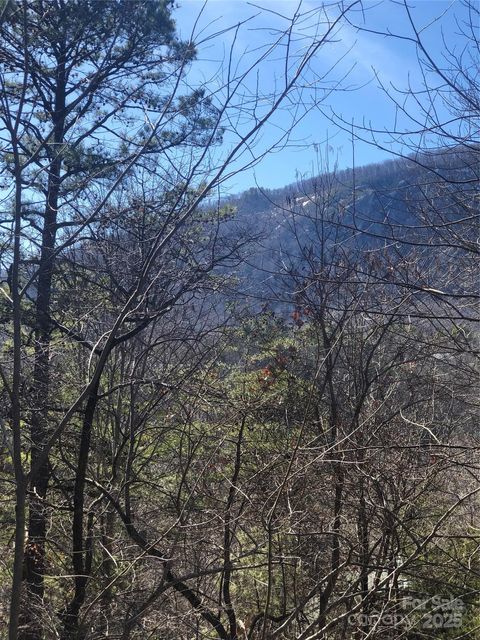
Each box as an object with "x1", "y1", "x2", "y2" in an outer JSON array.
[{"x1": 173, "y1": 0, "x2": 473, "y2": 194}]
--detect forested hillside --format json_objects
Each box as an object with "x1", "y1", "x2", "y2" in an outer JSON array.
[
  {"x1": 0, "y1": 1, "x2": 478, "y2": 639},
  {"x1": 227, "y1": 147, "x2": 478, "y2": 320}
]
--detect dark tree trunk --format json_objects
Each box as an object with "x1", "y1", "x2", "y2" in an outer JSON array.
[
  {"x1": 61, "y1": 381, "x2": 100, "y2": 640},
  {"x1": 21, "y1": 49, "x2": 66, "y2": 640}
]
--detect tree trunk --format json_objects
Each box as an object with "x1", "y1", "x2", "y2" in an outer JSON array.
[
  {"x1": 21, "y1": 49, "x2": 66, "y2": 639},
  {"x1": 61, "y1": 382, "x2": 100, "y2": 640}
]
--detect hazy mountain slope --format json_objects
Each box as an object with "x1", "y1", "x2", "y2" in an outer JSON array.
[{"x1": 223, "y1": 147, "x2": 479, "y2": 312}]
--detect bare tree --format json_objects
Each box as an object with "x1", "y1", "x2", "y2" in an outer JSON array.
[
  {"x1": 215, "y1": 161, "x2": 479, "y2": 639},
  {"x1": 325, "y1": 0, "x2": 479, "y2": 316},
  {"x1": 0, "y1": 1, "x2": 363, "y2": 638}
]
